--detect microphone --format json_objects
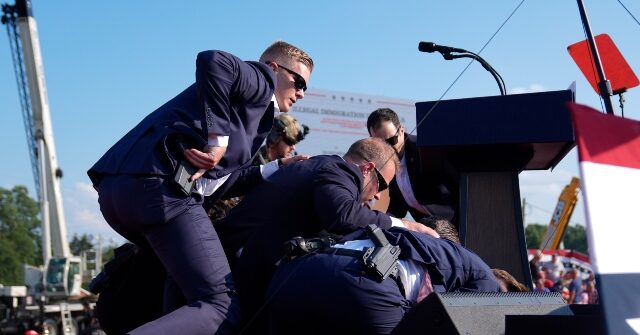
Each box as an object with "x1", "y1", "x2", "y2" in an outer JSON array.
[
  {"x1": 418, "y1": 41, "x2": 507, "y2": 95},
  {"x1": 418, "y1": 42, "x2": 466, "y2": 54}
]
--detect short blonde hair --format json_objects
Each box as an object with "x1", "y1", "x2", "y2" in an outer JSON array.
[{"x1": 259, "y1": 40, "x2": 314, "y2": 72}]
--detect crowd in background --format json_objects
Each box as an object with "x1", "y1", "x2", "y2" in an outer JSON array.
[{"x1": 529, "y1": 251, "x2": 599, "y2": 304}]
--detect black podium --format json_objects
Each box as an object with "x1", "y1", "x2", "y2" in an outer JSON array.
[{"x1": 415, "y1": 89, "x2": 575, "y2": 286}]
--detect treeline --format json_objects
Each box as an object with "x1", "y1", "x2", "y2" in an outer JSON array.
[
  {"x1": 525, "y1": 223, "x2": 589, "y2": 254},
  {"x1": 0, "y1": 186, "x2": 42, "y2": 285},
  {"x1": 0, "y1": 186, "x2": 116, "y2": 285}
]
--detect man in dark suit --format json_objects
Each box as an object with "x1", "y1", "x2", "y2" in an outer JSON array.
[
  {"x1": 266, "y1": 227, "x2": 500, "y2": 335},
  {"x1": 216, "y1": 137, "x2": 439, "y2": 333},
  {"x1": 204, "y1": 113, "x2": 310, "y2": 222},
  {"x1": 367, "y1": 108, "x2": 459, "y2": 224},
  {"x1": 87, "y1": 41, "x2": 313, "y2": 335}
]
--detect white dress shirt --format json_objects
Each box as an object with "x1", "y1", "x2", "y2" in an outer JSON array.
[
  {"x1": 194, "y1": 95, "x2": 280, "y2": 196},
  {"x1": 334, "y1": 238, "x2": 431, "y2": 303}
]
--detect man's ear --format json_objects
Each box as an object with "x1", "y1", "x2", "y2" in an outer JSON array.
[
  {"x1": 364, "y1": 161, "x2": 375, "y2": 174},
  {"x1": 267, "y1": 61, "x2": 278, "y2": 71}
]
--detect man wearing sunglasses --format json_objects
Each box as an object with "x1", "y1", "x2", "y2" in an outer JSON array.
[
  {"x1": 254, "y1": 113, "x2": 310, "y2": 166},
  {"x1": 367, "y1": 108, "x2": 459, "y2": 224},
  {"x1": 215, "y1": 137, "x2": 439, "y2": 333},
  {"x1": 88, "y1": 41, "x2": 313, "y2": 335}
]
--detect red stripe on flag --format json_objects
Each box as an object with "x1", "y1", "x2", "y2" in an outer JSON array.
[
  {"x1": 528, "y1": 248, "x2": 592, "y2": 264},
  {"x1": 569, "y1": 103, "x2": 640, "y2": 169}
]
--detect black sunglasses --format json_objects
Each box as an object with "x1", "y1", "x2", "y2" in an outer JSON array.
[
  {"x1": 268, "y1": 62, "x2": 307, "y2": 92},
  {"x1": 282, "y1": 136, "x2": 297, "y2": 146},
  {"x1": 385, "y1": 127, "x2": 401, "y2": 146},
  {"x1": 372, "y1": 166, "x2": 389, "y2": 192}
]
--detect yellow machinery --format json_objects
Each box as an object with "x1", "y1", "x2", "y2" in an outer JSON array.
[{"x1": 539, "y1": 177, "x2": 580, "y2": 250}]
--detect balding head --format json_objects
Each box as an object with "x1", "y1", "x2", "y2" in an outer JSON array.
[
  {"x1": 344, "y1": 137, "x2": 399, "y2": 172},
  {"x1": 344, "y1": 138, "x2": 399, "y2": 204}
]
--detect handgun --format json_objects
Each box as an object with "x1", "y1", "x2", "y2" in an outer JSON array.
[
  {"x1": 362, "y1": 224, "x2": 401, "y2": 281},
  {"x1": 172, "y1": 139, "x2": 198, "y2": 195}
]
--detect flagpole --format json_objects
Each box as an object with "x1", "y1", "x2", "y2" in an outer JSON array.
[{"x1": 575, "y1": 0, "x2": 615, "y2": 115}]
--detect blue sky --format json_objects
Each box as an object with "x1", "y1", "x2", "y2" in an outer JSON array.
[{"x1": 1, "y1": 1, "x2": 638, "y2": 245}]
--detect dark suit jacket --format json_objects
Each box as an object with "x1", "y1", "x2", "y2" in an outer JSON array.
[
  {"x1": 217, "y1": 154, "x2": 393, "y2": 262},
  {"x1": 216, "y1": 155, "x2": 394, "y2": 319},
  {"x1": 265, "y1": 227, "x2": 498, "y2": 335},
  {"x1": 387, "y1": 228, "x2": 499, "y2": 292},
  {"x1": 387, "y1": 134, "x2": 459, "y2": 223},
  {"x1": 88, "y1": 50, "x2": 275, "y2": 188},
  {"x1": 340, "y1": 227, "x2": 499, "y2": 292}
]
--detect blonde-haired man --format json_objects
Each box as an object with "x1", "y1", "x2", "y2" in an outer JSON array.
[{"x1": 88, "y1": 41, "x2": 313, "y2": 335}]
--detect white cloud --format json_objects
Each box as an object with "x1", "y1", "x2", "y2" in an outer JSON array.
[
  {"x1": 520, "y1": 168, "x2": 576, "y2": 196},
  {"x1": 519, "y1": 167, "x2": 586, "y2": 226},
  {"x1": 509, "y1": 84, "x2": 546, "y2": 95},
  {"x1": 61, "y1": 181, "x2": 125, "y2": 244},
  {"x1": 75, "y1": 182, "x2": 99, "y2": 201},
  {"x1": 73, "y1": 208, "x2": 103, "y2": 229}
]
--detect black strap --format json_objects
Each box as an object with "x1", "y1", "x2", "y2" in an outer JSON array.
[{"x1": 317, "y1": 247, "x2": 364, "y2": 258}]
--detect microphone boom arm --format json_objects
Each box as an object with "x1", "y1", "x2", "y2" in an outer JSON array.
[{"x1": 440, "y1": 51, "x2": 507, "y2": 96}]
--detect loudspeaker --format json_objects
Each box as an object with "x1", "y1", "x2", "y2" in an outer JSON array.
[
  {"x1": 392, "y1": 292, "x2": 572, "y2": 335},
  {"x1": 504, "y1": 304, "x2": 605, "y2": 335}
]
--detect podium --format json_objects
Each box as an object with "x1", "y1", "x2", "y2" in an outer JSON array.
[{"x1": 415, "y1": 89, "x2": 575, "y2": 286}]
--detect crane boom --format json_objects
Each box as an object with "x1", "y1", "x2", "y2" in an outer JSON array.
[
  {"x1": 4, "y1": 0, "x2": 70, "y2": 263},
  {"x1": 539, "y1": 177, "x2": 580, "y2": 250},
  {"x1": 3, "y1": 0, "x2": 83, "y2": 298}
]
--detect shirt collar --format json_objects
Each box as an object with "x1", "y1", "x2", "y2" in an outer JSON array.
[{"x1": 271, "y1": 95, "x2": 281, "y2": 116}]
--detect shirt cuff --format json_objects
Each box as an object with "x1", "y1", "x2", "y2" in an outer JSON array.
[
  {"x1": 260, "y1": 160, "x2": 279, "y2": 179},
  {"x1": 390, "y1": 217, "x2": 405, "y2": 228},
  {"x1": 207, "y1": 134, "x2": 229, "y2": 147}
]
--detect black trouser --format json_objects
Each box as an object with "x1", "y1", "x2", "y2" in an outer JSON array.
[
  {"x1": 266, "y1": 250, "x2": 411, "y2": 335},
  {"x1": 97, "y1": 175, "x2": 241, "y2": 335}
]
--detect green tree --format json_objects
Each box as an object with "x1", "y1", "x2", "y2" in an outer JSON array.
[
  {"x1": 69, "y1": 234, "x2": 94, "y2": 256},
  {"x1": 563, "y1": 224, "x2": 588, "y2": 254},
  {"x1": 525, "y1": 223, "x2": 547, "y2": 250},
  {"x1": 102, "y1": 244, "x2": 117, "y2": 263},
  {"x1": 0, "y1": 186, "x2": 42, "y2": 285},
  {"x1": 525, "y1": 222, "x2": 589, "y2": 255}
]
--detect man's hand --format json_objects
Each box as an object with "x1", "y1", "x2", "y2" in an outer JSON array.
[
  {"x1": 282, "y1": 154, "x2": 310, "y2": 166},
  {"x1": 401, "y1": 219, "x2": 440, "y2": 238},
  {"x1": 183, "y1": 145, "x2": 226, "y2": 181}
]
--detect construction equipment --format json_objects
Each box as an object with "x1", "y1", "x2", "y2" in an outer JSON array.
[
  {"x1": 2, "y1": 0, "x2": 82, "y2": 298},
  {"x1": 539, "y1": 177, "x2": 581, "y2": 250},
  {"x1": 1, "y1": 0, "x2": 97, "y2": 333}
]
